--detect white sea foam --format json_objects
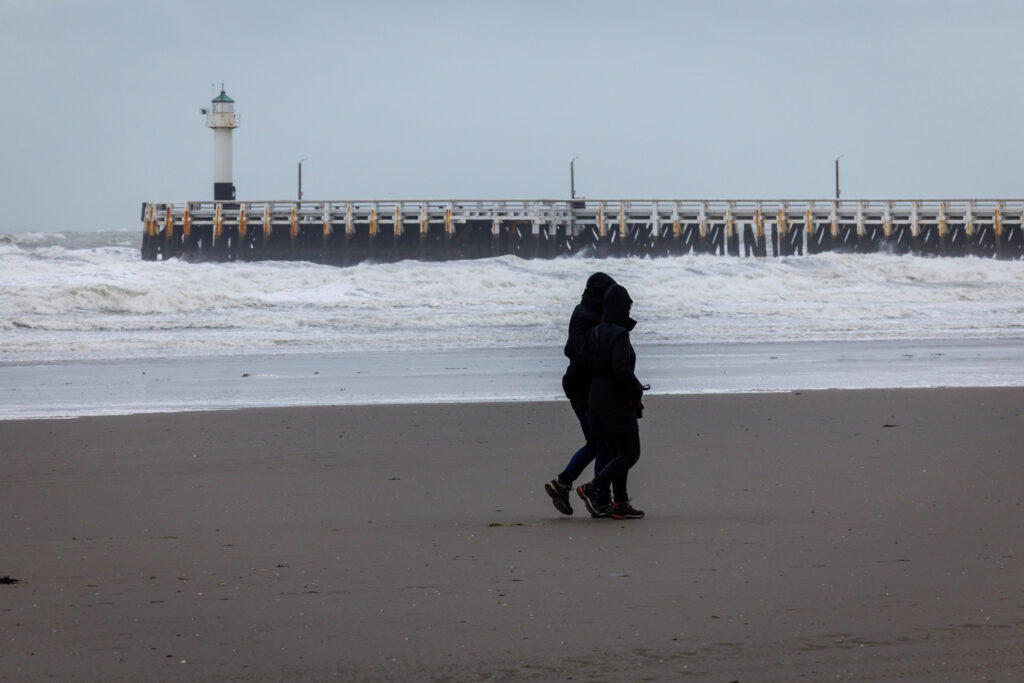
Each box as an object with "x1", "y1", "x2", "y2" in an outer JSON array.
[{"x1": 2, "y1": 230, "x2": 1024, "y2": 363}]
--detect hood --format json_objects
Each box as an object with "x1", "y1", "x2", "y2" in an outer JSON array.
[
  {"x1": 602, "y1": 283, "x2": 636, "y2": 329},
  {"x1": 580, "y1": 272, "x2": 617, "y2": 309}
]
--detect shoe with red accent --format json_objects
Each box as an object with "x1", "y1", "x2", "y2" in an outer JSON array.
[
  {"x1": 576, "y1": 482, "x2": 612, "y2": 518},
  {"x1": 610, "y1": 500, "x2": 645, "y2": 519}
]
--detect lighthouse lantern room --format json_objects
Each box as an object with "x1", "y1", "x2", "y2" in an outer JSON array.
[{"x1": 204, "y1": 86, "x2": 239, "y2": 201}]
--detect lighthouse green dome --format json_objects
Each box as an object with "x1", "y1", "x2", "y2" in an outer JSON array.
[{"x1": 212, "y1": 88, "x2": 234, "y2": 103}]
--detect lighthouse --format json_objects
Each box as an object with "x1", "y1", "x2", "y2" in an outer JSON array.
[{"x1": 203, "y1": 86, "x2": 239, "y2": 200}]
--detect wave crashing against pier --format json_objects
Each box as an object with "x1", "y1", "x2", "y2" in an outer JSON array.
[{"x1": 141, "y1": 198, "x2": 1024, "y2": 263}]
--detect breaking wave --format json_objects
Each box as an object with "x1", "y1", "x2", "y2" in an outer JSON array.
[{"x1": 2, "y1": 229, "x2": 1024, "y2": 362}]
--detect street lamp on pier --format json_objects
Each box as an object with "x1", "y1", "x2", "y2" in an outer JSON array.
[
  {"x1": 834, "y1": 155, "x2": 843, "y2": 200},
  {"x1": 570, "y1": 156, "x2": 579, "y2": 200},
  {"x1": 298, "y1": 158, "x2": 308, "y2": 201}
]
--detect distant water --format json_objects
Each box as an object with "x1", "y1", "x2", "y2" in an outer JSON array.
[
  {"x1": 3, "y1": 229, "x2": 1024, "y2": 364},
  {"x1": 3, "y1": 229, "x2": 1024, "y2": 418}
]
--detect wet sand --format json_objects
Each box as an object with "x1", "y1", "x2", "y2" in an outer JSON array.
[{"x1": 2, "y1": 388, "x2": 1023, "y2": 681}]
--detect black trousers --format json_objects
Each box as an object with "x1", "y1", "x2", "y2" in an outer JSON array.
[{"x1": 591, "y1": 427, "x2": 640, "y2": 505}]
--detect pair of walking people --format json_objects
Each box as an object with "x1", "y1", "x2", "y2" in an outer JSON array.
[{"x1": 544, "y1": 272, "x2": 647, "y2": 519}]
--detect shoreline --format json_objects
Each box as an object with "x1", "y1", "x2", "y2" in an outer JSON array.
[
  {"x1": 3, "y1": 388, "x2": 1023, "y2": 681},
  {"x1": 5, "y1": 337, "x2": 1024, "y2": 420},
  {"x1": 0, "y1": 380, "x2": 1017, "y2": 421}
]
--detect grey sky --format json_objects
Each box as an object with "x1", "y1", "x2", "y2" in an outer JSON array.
[{"x1": 2, "y1": 0, "x2": 1023, "y2": 231}]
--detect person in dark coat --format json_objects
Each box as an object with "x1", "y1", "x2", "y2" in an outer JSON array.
[
  {"x1": 544, "y1": 272, "x2": 617, "y2": 516},
  {"x1": 576, "y1": 283, "x2": 647, "y2": 519}
]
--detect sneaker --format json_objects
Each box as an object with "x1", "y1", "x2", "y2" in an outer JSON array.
[
  {"x1": 610, "y1": 500, "x2": 645, "y2": 519},
  {"x1": 544, "y1": 479, "x2": 573, "y2": 515},
  {"x1": 576, "y1": 482, "x2": 612, "y2": 518}
]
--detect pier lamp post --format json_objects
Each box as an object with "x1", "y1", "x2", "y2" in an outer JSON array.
[
  {"x1": 570, "y1": 156, "x2": 579, "y2": 199},
  {"x1": 298, "y1": 158, "x2": 308, "y2": 201},
  {"x1": 834, "y1": 154, "x2": 843, "y2": 200}
]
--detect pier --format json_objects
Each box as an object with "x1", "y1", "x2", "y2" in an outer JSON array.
[{"x1": 141, "y1": 198, "x2": 1024, "y2": 263}]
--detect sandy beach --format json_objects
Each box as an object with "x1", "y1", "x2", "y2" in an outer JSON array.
[{"x1": 2, "y1": 388, "x2": 1023, "y2": 681}]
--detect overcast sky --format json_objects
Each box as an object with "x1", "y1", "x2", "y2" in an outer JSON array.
[{"x1": 2, "y1": 0, "x2": 1023, "y2": 231}]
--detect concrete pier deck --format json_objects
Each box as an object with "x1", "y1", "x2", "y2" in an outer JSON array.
[{"x1": 141, "y1": 198, "x2": 1024, "y2": 263}]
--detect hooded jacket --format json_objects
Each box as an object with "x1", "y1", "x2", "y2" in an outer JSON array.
[
  {"x1": 561, "y1": 272, "x2": 617, "y2": 411},
  {"x1": 585, "y1": 283, "x2": 645, "y2": 434}
]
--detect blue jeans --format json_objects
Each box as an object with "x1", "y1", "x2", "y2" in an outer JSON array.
[{"x1": 556, "y1": 407, "x2": 609, "y2": 486}]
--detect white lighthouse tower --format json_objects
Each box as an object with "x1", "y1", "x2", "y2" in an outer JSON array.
[{"x1": 204, "y1": 86, "x2": 239, "y2": 200}]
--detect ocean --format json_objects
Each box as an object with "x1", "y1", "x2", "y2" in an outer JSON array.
[{"x1": 3, "y1": 229, "x2": 1024, "y2": 418}]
